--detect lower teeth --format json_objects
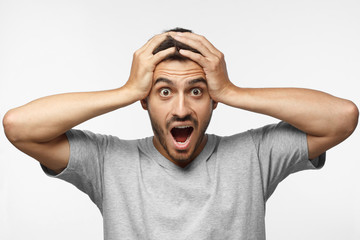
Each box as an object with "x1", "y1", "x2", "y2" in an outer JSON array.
[{"x1": 177, "y1": 140, "x2": 187, "y2": 144}]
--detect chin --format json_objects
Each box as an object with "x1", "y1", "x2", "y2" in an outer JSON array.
[
  {"x1": 170, "y1": 149, "x2": 193, "y2": 163},
  {"x1": 167, "y1": 133, "x2": 206, "y2": 166}
]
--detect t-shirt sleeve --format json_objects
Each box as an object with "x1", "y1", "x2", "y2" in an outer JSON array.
[
  {"x1": 40, "y1": 129, "x2": 109, "y2": 211},
  {"x1": 249, "y1": 121, "x2": 326, "y2": 200}
]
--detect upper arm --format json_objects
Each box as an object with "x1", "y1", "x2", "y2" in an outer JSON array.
[
  {"x1": 307, "y1": 135, "x2": 332, "y2": 160},
  {"x1": 13, "y1": 134, "x2": 70, "y2": 174},
  {"x1": 307, "y1": 100, "x2": 359, "y2": 160}
]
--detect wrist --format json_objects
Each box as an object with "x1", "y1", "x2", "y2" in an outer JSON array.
[
  {"x1": 121, "y1": 83, "x2": 148, "y2": 102},
  {"x1": 212, "y1": 82, "x2": 239, "y2": 105}
]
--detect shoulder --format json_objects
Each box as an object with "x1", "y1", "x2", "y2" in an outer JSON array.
[
  {"x1": 248, "y1": 121, "x2": 304, "y2": 140},
  {"x1": 66, "y1": 129, "x2": 142, "y2": 154},
  {"x1": 212, "y1": 121, "x2": 305, "y2": 155},
  {"x1": 210, "y1": 130, "x2": 255, "y2": 156}
]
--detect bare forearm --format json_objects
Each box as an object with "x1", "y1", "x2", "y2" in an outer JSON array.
[
  {"x1": 222, "y1": 85, "x2": 358, "y2": 138},
  {"x1": 3, "y1": 86, "x2": 138, "y2": 143}
]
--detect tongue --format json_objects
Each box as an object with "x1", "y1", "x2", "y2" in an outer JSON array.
[{"x1": 172, "y1": 127, "x2": 192, "y2": 143}]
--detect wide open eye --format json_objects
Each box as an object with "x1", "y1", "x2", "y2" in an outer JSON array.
[
  {"x1": 190, "y1": 88, "x2": 202, "y2": 96},
  {"x1": 159, "y1": 88, "x2": 171, "y2": 97}
]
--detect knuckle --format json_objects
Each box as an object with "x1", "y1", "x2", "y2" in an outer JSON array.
[
  {"x1": 209, "y1": 64, "x2": 217, "y2": 72},
  {"x1": 219, "y1": 52, "x2": 224, "y2": 59},
  {"x1": 133, "y1": 49, "x2": 141, "y2": 58},
  {"x1": 213, "y1": 56, "x2": 221, "y2": 65},
  {"x1": 198, "y1": 41, "x2": 205, "y2": 48},
  {"x1": 208, "y1": 58, "x2": 220, "y2": 71},
  {"x1": 193, "y1": 54, "x2": 202, "y2": 61}
]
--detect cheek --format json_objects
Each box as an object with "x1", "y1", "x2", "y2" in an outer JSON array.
[
  {"x1": 148, "y1": 100, "x2": 170, "y2": 124},
  {"x1": 193, "y1": 100, "x2": 213, "y2": 123}
]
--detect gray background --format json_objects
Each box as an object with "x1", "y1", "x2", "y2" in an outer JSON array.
[{"x1": 1, "y1": 0, "x2": 359, "y2": 239}]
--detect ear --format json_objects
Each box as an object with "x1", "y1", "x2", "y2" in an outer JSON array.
[
  {"x1": 140, "y1": 98, "x2": 148, "y2": 110},
  {"x1": 212, "y1": 100, "x2": 218, "y2": 110}
]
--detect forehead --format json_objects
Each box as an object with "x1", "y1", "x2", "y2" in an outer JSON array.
[{"x1": 153, "y1": 60, "x2": 205, "y2": 83}]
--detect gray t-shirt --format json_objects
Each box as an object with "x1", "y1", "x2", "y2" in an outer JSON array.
[{"x1": 42, "y1": 121, "x2": 325, "y2": 240}]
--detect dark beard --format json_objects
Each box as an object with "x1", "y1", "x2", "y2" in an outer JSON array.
[{"x1": 148, "y1": 112, "x2": 212, "y2": 164}]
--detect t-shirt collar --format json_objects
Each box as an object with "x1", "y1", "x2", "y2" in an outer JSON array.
[{"x1": 146, "y1": 134, "x2": 217, "y2": 171}]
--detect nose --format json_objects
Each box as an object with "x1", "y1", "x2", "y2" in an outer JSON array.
[{"x1": 172, "y1": 93, "x2": 192, "y2": 119}]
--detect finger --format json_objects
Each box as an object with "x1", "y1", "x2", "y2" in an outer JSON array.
[
  {"x1": 143, "y1": 33, "x2": 170, "y2": 54},
  {"x1": 179, "y1": 32, "x2": 218, "y2": 52},
  {"x1": 177, "y1": 49, "x2": 208, "y2": 67},
  {"x1": 152, "y1": 47, "x2": 176, "y2": 65},
  {"x1": 137, "y1": 32, "x2": 169, "y2": 54},
  {"x1": 171, "y1": 34, "x2": 213, "y2": 57},
  {"x1": 170, "y1": 32, "x2": 220, "y2": 56}
]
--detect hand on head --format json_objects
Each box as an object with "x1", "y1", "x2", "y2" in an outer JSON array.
[
  {"x1": 125, "y1": 33, "x2": 176, "y2": 101},
  {"x1": 167, "y1": 31, "x2": 233, "y2": 103},
  {"x1": 126, "y1": 29, "x2": 233, "y2": 103}
]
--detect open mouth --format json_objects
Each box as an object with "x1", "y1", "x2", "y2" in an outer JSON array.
[{"x1": 170, "y1": 126, "x2": 194, "y2": 144}]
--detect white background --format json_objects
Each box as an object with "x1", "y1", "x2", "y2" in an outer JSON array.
[{"x1": 1, "y1": 0, "x2": 359, "y2": 239}]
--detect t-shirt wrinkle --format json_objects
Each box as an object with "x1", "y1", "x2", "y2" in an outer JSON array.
[
  {"x1": 248, "y1": 130, "x2": 268, "y2": 202},
  {"x1": 41, "y1": 121, "x2": 325, "y2": 240}
]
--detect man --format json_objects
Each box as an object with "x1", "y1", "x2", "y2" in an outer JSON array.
[{"x1": 3, "y1": 28, "x2": 358, "y2": 239}]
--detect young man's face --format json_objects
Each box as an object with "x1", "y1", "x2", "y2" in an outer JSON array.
[{"x1": 142, "y1": 59, "x2": 217, "y2": 167}]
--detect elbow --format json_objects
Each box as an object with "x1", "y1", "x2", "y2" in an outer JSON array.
[
  {"x1": 3, "y1": 109, "x2": 23, "y2": 144},
  {"x1": 340, "y1": 100, "x2": 358, "y2": 138}
]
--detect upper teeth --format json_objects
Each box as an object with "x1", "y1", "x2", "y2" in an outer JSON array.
[{"x1": 175, "y1": 126, "x2": 191, "y2": 129}]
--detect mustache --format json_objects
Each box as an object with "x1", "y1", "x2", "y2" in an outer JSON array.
[{"x1": 166, "y1": 115, "x2": 198, "y2": 129}]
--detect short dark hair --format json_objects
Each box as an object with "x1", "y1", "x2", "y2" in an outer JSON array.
[{"x1": 152, "y1": 27, "x2": 201, "y2": 62}]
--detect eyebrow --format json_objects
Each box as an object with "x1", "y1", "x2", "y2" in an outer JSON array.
[
  {"x1": 187, "y1": 78, "x2": 207, "y2": 86},
  {"x1": 154, "y1": 78, "x2": 174, "y2": 86},
  {"x1": 154, "y1": 77, "x2": 207, "y2": 86}
]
